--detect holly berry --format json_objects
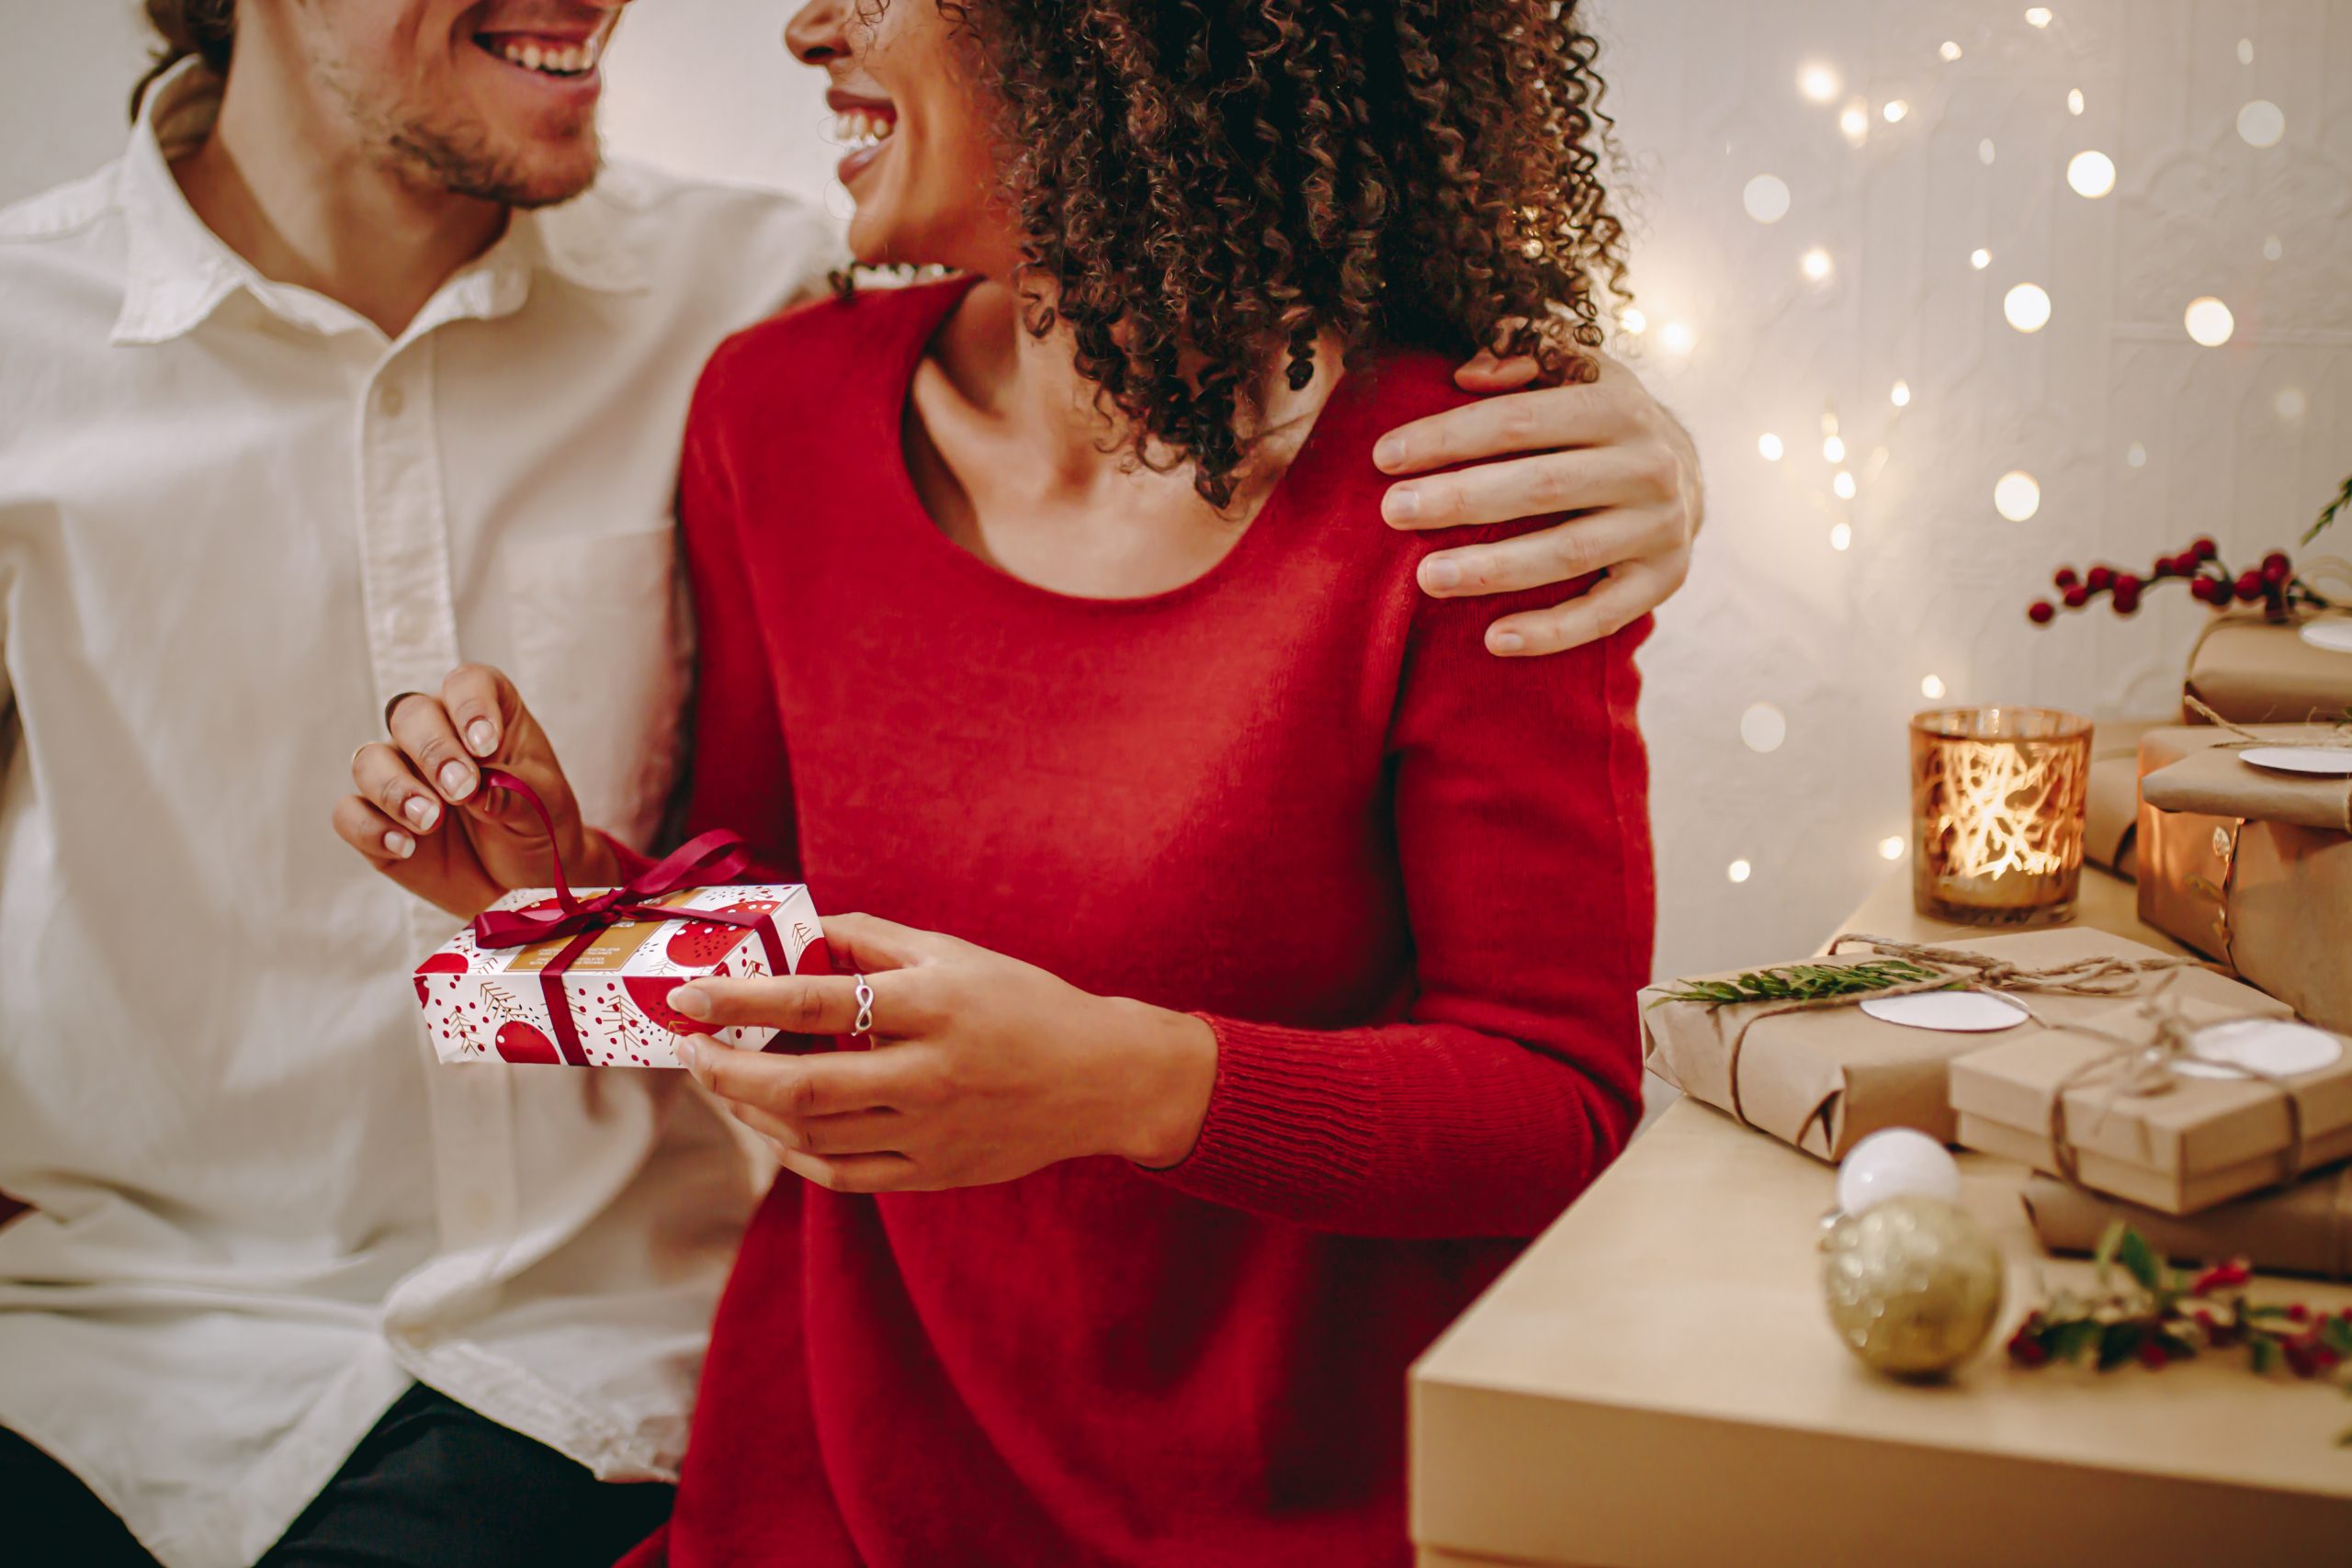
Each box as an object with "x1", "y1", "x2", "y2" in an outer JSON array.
[
  {"x1": 2063, "y1": 585, "x2": 2091, "y2": 609},
  {"x1": 2191, "y1": 536, "x2": 2218, "y2": 561},
  {"x1": 2112, "y1": 581, "x2": 2142, "y2": 615},
  {"x1": 665, "y1": 899, "x2": 783, "y2": 967},
  {"x1": 2053, "y1": 567, "x2": 2080, "y2": 590},
  {"x1": 2028, "y1": 600, "x2": 2056, "y2": 625},
  {"x1": 494, "y1": 1021, "x2": 560, "y2": 1065},
  {"x1": 2261, "y1": 554, "x2": 2291, "y2": 586},
  {"x1": 2136, "y1": 1337, "x2": 2169, "y2": 1370},
  {"x1": 2086, "y1": 565, "x2": 2116, "y2": 591},
  {"x1": 2235, "y1": 570, "x2": 2266, "y2": 602}
]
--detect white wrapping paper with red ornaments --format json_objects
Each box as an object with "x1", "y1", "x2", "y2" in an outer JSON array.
[
  {"x1": 409, "y1": 767, "x2": 831, "y2": 1066},
  {"x1": 414, "y1": 883, "x2": 828, "y2": 1066}
]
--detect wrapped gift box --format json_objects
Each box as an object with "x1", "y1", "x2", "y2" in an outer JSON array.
[
  {"x1": 2133, "y1": 724, "x2": 2352, "y2": 1033},
  {"x1": 2184, "y1": 613, "x2": 2352, "y2": 726},
  {"x1": 2020, "y1": 1170, "x2": 2352, "y2": 1281},
  {"x1": 1644, "y1": 927, "x2": 2182, "y2": 1162},
  {"x1": 1949, "y1": 966, "x2": 2352, "y2": 1215},
  {"x1": 2085, "y1": 718, "x2": 2168, "y2": 878},
  {"x1": 414, "y1": 884, "x2": 828, "y2": 1067}
]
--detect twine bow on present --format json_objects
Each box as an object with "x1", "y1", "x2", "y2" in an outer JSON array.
[
  {"x1": 1683, "y1": 934, "x2": 2211, "y2": 1134},
  {"x1": 464, "y1": 768, "x2": 786, "y2": 1065},
  {"x1": 2008, "y1": 977, "x2": 2313, "y2": 1201}
]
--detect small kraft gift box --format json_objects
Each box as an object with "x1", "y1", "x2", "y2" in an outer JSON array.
[
  {"x1": 2183, "y1": 609, "x2": 2352, "y2": 726},
  {"x1": 1949, "y1": 955, "x2": 2352, "y2": 1216},
  {"x1": 2132, "y1": 720, "x2": 2352, "y2": 1035},
  {"x1": 412, "y1": 770, "x2": 830, "y2": 1067}
]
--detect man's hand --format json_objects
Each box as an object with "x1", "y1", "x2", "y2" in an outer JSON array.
[
  {"x1": 332, "y1": 664, "x2": 615, "y2": 918},
  {"x1": 668, "y1": 913, "x2": 1220, "y2": 1194},
  {"x1": 1377, "y1": 347, "x2": 1702, "y2": 657}
]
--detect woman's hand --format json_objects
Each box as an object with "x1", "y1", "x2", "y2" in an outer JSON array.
[
  {"x1": 332, "y1": 663, "x2": 616, "y2": 919},
  {"x1": 1378, "y1": 347, "x2": 1702, "y2": 657},
  {"x1": 668, "y1": 913, "x2": 1220, "y2": 1194}
]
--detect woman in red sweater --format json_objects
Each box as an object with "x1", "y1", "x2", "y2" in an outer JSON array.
[{"x1": 340, "y1": 2, "x2": 1653, "y2": 1562}]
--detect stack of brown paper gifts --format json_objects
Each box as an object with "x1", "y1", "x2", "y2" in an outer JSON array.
[
  {"x1": 2132, "y1": 708, "x2": 2352, "y2": 1037},
  {"x1": 2083, "y1": 605, "x2": 2352, "y2": 880},
  {"x1": 1644, "y1": 927, "x2": 2352, "y2": 1278}
]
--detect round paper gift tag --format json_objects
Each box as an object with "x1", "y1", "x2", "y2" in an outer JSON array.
[
  {"x1": 2238, "y1": 745, "x2": 2352, "y2": 777},
  {"x1": 2174, "y1": 1019, "x2": 2346, "y2": 1081},
  {"x1": 1859, "y1": 991, "x2": 2030, "y2": 1032},
  {"x1": 2298, "y1": 619, "x2": 2352, "y2": 655}
]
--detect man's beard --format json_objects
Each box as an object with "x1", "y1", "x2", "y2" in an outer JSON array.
[{"x1": 382, "y1": 114, "x2": 603, "y2": 209}]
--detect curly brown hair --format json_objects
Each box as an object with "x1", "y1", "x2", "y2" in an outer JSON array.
[
  {"x1": 891, "y1": 0, "x2": 1631, "y2": 507},
  {"x1": 131, "y1": 0, "x2": 237, "y2": 119}
]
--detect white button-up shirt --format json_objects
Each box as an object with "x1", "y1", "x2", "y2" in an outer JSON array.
[{"x1": 0, "y1": 64, "x2": 841, "y2": 1568}]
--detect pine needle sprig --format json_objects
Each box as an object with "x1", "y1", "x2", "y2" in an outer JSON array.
[
  {"x1": 1648, "y1": 958, "x2": 1955, "y2": 1009},
  {"x1": 2304, "y1": 470, "x2": 2352, "y2": 547}
]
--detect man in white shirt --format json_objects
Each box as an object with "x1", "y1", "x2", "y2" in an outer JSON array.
[{"x1": 0, "y1": 3, "x2": 1702, "y2": 1565}]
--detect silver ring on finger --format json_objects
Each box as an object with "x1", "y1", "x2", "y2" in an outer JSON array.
[{"x1": 853, "y1": 974, "x2": 876, "y2": 1037}]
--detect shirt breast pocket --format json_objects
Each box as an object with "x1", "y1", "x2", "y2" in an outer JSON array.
[{"x1": 501, "y1": 526, "x2": 691, "y2": 853}]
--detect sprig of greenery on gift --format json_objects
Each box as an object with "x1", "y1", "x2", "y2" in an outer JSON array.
[
  {"x1": 2306, "y1": 471, "x2": 2350, "y2": 546},
  {"x1": 2007, "y1": 1222, "x2": 2352, "y2": 1442},
  {"x1": 1648, "y1": 958, "x2": 1954, "y2": 1009}
]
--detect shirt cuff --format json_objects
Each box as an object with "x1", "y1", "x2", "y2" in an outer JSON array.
[{"x1": 1141, "y1": 1013, "x2": 1385, "y2": 1219}]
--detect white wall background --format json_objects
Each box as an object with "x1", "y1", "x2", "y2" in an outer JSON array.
[{"x1": 7, "y1": 1, "x2": 2347, "y2": 986}]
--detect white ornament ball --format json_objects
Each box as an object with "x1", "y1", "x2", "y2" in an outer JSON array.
[{"x1": 1836, "y1": 1127, "x2": 1962, "y2": 1218}]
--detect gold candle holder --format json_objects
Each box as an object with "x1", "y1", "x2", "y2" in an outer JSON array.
[{"x1": 1909, "y1": 706, "x2": 2091, "y2": 926}]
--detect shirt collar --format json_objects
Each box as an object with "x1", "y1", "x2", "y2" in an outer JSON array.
[{"x1": 112, "y1": 58, "x2": 646, "y2": 348}]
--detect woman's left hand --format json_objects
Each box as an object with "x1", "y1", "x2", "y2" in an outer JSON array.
[
  {"x1": 668, "y1": 914, "x2": 1219, "y2": 1194},
  {"x1": 1377, "y1": 347, "x2": 1702, "y2": 658}
]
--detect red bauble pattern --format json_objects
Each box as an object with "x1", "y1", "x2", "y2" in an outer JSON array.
[{"x1": 665, "y1": 899, "x2": 783, "y2": 967}]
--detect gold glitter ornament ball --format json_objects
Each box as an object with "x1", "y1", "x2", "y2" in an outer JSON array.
[{"x1": 1820, "y1": 1196, "x2": 2006, "y2": 1379}]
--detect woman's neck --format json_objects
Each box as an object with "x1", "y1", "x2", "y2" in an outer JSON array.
[{"x1": 904, "y1": 277, "x2": 1346, "y2": 599}]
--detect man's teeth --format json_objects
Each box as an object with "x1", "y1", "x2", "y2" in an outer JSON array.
[
  {"x1": 494, "y1": 38, "x2": 600, "y2": 76},
  {"x1": 832, "y1": 111, "x2": 897, "y2": 147}
]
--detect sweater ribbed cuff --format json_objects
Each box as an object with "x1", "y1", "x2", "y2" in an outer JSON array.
[{"x1": 1144, "y1": 1014, "x2": 1388, "y2": 1225}]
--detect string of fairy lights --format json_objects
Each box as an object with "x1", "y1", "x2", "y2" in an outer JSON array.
[{"x1": 1627, "y1": 8, "x2": 2301, "y2": 892}]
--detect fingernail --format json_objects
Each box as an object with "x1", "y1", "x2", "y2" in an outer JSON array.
[
  {"x1": 1422, "y1": 558, "x2": 1462, "y2": 592},
  {"x1": 675, "y1": 1036, "x2": 701, "y2": 1070},
  {"x1": 403, "y1": 795, "x2": 438, "y2": 829},
  {"x1": 384, "y1": 830, "x2": 415, "y2": 859},
  {"x1": 1491, "y1": 629, "x2": 1526, "y2": 655},
  {"x1": 1374, "y1": 435, "x2": 1407, "y2": 470},
  {"x1": 465, "y1": 719, "x2": 497, "y2": 757},
  {"x1": 670, "y1": 986, "x2": 712, "y2": 1020},
  {"x1": 1385, "y1": 487, "x2": 1423, "y2": 524},
  {"x1": 438, "y1": 761, "x2": 472, "y2": 799}
]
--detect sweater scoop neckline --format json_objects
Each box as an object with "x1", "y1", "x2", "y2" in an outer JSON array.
[{"x1": 866, "y1": 274, "x2": 1375, "y2": 615}]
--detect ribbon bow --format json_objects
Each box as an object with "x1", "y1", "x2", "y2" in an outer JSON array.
[{"x1": 464, "y1": 769, "x2": 787, "y2": 1065}]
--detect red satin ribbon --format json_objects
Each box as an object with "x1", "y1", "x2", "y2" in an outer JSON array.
[{"x1": 467, "y1": 768, "x2": 787, "y2": 1065}]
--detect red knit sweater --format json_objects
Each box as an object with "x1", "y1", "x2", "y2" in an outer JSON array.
[{"x1": 625, "y1": 277, "x2": 1654, "y2": 1568}]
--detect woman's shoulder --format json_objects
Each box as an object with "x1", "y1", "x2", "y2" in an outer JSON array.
[{"x1": 689, "y1": 274, "x2": 975, "y2": 434}]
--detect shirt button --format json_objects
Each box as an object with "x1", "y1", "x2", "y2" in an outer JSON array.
[{"x1": 379, "y1": 384, "x2": 406, "y2": 418}]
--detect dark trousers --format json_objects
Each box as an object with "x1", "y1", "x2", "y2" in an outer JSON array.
[{"x1": 2, "y1": 1382, "x2": 673, "y2": 1567}]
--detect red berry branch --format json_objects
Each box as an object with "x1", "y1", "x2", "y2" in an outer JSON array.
[
  {"x1": 2007, "y1": 1223, "x2": 2352, "y2": 1443},
  {"x1": 2026, "y1": 538, "x2": 2335, "y2": 625}
]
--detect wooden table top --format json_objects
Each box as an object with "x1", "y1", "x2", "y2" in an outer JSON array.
[{"x1": 1408, "y1": 867, "x2": 2351, "y2": 1568}]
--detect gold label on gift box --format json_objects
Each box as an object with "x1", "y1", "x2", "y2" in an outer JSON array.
[{"x1": 502, "y1": 890, "x2": 703, "y2": 975}]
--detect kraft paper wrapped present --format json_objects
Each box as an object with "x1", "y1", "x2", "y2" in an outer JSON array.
[
  {"x1": 2021, "y1": 1169, "x2": 2352, "y2": 1281},
  {"x1": 2086, "y1": 718, "x2": 2169, "y2": 877},
  {"x1": 411, "y1": 766, "x2": 831, "y2": 1067},
  {"x1": 1643, "y1": 927, "x2": 2193, "y2": 1162},
  {"x1": 2183, "y1": 611, "x2": 2352, "y2": 726},
  {"x1": 2134, "y1": 724, "x2": 2352, "y2": 1034},
  {"x1": 1949, "y1": 971, "x2": 2352, "y2": 1216}
]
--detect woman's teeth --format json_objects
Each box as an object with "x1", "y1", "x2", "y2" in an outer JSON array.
[
  {"x1": 833, "y1": 111, "x2": 897, "y2": 148},
  {"x1": 489, "y1": 37, "x2": 601, "y2": 77}
]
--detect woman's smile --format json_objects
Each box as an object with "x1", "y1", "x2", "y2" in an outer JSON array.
[{"x1": 827, "y1": 88, "x2": 897, "y2": 187}]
